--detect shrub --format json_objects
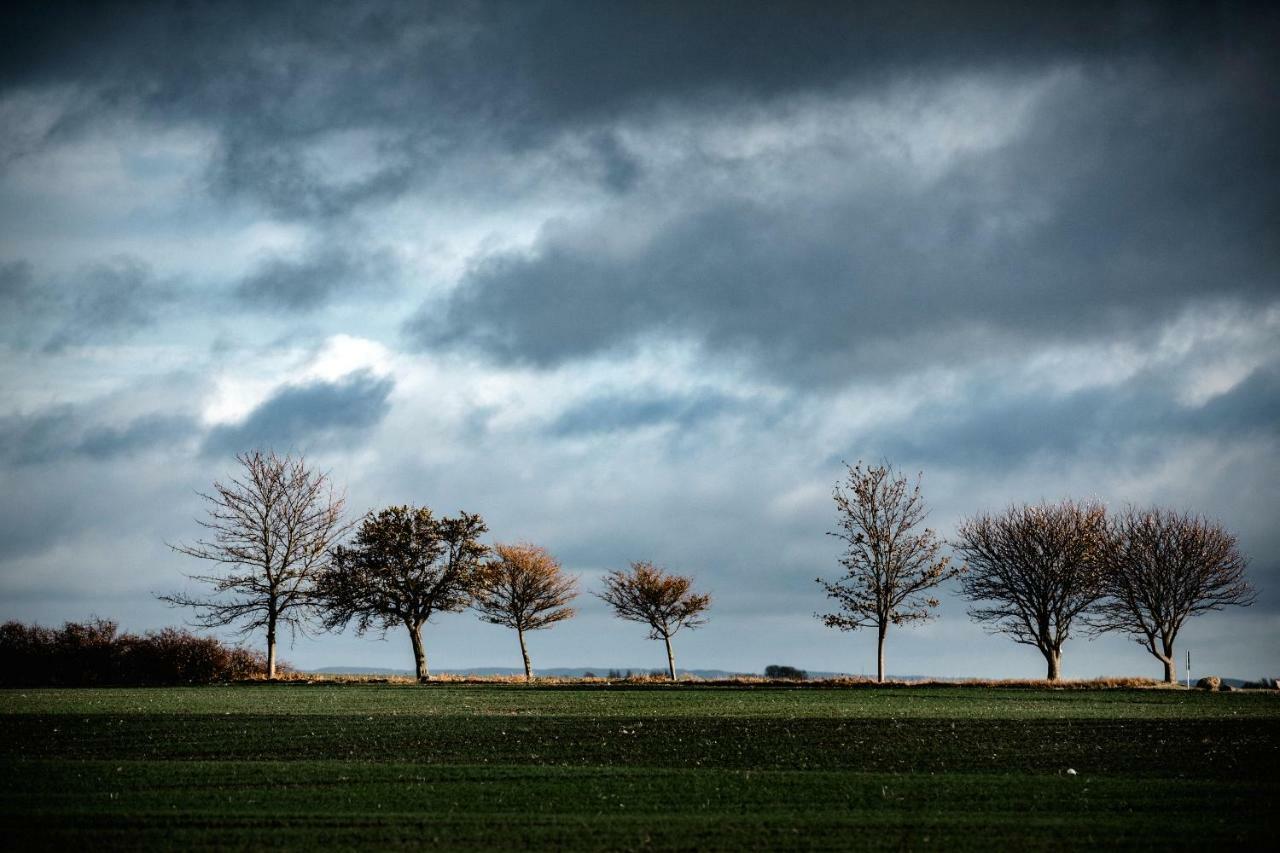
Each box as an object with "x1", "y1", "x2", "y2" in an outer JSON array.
[
  {"x1": 765, "y1": 665, "x2": 808, "y2": 680},
  {"x1": 0, "y1": 619, "x2": 274, "y2": 686}
]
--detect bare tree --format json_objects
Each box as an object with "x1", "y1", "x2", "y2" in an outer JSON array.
[
  {"x1": 815, "y1": 462, "x2": 958, "y2": 683},
  {"x1": 596, "y1": 561, "x2": 710, "y2": 680},
  {"x1": 471, "y1": 543, "x2": 578, "y2": 679},
  {"x1": 954, "y1": 500, "x2": 1106, "y2": 681},
  {"x1": 313, "y1": 505, "x2": 487, "y2": 681},
  {"x1": 1090, "y1": 507, "x2": 1254, "y2": 683},
  {"x1": 159, "y1": 450, "x2": 349, "y2": 678}
]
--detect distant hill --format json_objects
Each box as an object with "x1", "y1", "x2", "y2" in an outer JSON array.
[
  {"x1": 312, "y1": 666, "x2": 763, "y2": 678},
  {"x1": 309, "y1": 666, "x2": 1252, "y2": 683},
  {"x1": 311, "y1": 665, "x2": 898, "y2": 679}
]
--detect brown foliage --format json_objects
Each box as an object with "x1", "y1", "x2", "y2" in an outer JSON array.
[
  {"x1": 159, "y1": 450, "x2": 351, "y2": 677},
  {"x1": 0, "y1": 619, "x2": 273, "y2": 686},
  {"x1": 313, "y1": 504, "x2": 488, "y2": 681},
  {"x1": 1091, "y1": 507, "x2": 1254, "y2": 683},
  {"x1": 472, "y1": 543, "x2": 578, "y2": 679},
  {"x1": 596, "y1": 561, "x2": 710, "y2": 680},
  {"x1": 955, "y1": 499, "x2": 1106, "y2": 681},
  {"x1": 816, "y1": 462, "x2": 959, "y2": 683}
]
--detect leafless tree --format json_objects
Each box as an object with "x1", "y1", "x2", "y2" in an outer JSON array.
[
  {"x1": 815, "y1": 462, "x2": 958, "y2": 683},
  {"x1": 954, "y1": 500, "x2": 1106, "y2": 681},
  {"x1": 1090, "y1": 506, "x2": 1254, "y2": 683},
  {"x1": 313, "y1": 505, "x2": 487, "y2": 681},
  {"x1": 596, "y1": 561, "x2": 710, "y2": 680},
  {"x1": 471, "y1": 543, "x2": 578, "y2": 679},
  {"x1": 159, "y1": 450, "x2": 349, "y2": 678}
]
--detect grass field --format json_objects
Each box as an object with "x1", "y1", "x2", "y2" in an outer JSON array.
[{"x1": 1, "y1": 683, "x2": 1276, "y2": 850}]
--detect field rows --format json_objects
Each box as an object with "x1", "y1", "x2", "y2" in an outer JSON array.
[
  {"x1": 5, "y1": 683, "x2": 1278, "y2": 718},
  {"x1": 1, "y1": 685, "x2": 1275, "y2": 850}
]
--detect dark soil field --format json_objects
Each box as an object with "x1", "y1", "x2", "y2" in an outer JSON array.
[{"x1": 1, "y1": 684, "x2": 1275, "y2": 850}]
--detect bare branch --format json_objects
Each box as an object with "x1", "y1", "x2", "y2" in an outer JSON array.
[
  {"x1": 815, "y1": 461, "x2": 959, "y2": 681},
  {"x1": 158, "y1": 449, "x2": 351, "y2": 676},
  {"x1": 954, "y1": 499, "x2": 1106, "y2": 680},
  {"x1": 1089, "y1": 506, "x2": 1254, "y2": 683}
]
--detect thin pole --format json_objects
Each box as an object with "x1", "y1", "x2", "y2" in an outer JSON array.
[{"x1": 1185, "y1": 650, "x2": 1191, "y2": 689}]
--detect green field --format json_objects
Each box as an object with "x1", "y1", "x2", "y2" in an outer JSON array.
[{"x1": 1, "y1": 684, "x2": 1276, "y2": 850}]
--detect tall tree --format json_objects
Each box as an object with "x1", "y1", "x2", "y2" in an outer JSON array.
[
  {"x1": 596, "y1": 562, "x2": 710, "y2": 680},
  {"x1": 160, "y1": 450, "x2": 349, "y2": 678},
  {"x1": 955, "y1": 500, "x2": 1106, "y2": 681},
  {"x1": 314, "y1": 505, "x2": 487, "y2": 681},
  {"x1": 815, "y1": 461, "x2": 958, "y2": 683},
  {"x1": 471, "y1": 543, "x2": 578, "y2": 679},
  {"x1": 1090, "y1": 507, "x2": 1254, "y2": 683}
]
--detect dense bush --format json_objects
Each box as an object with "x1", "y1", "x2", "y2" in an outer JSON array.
[
  {"x1": 765, "y1": 665, "x2": 808, "y2": 680},
  {"x1": 0, "y1": 619, "x2": 273, "y2": 686}
]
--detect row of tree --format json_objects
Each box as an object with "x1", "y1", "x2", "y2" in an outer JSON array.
[
  {"x1": 816, "y1": 463, "x2": 1254, "y2": 683},
  {"x1": 162, "y1": 451, "x2": 1253, "y2": 684},
  {"x1": 161, "y1": 451, "x2": 710, "y2": 680}
]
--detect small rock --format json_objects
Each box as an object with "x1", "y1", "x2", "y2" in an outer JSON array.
[
  {"x1": 1066, "y1": 768, "x2": 1077, "y2": 776},
  {"x1": 1219, "y1": 683, "x2": 1235, "y2": 692}
]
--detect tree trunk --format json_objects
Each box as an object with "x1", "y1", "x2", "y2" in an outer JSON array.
[
  {"x1": 518, "y1": 627, "x2": 532, "y2": 680},
  {"x1": 265, "y1": 612, "x2": 277, "y2": 680},
  {"x1": 1044, "y1": 647, "x2": 1061, "y2": 681},
  {"x1": 663, "y1": 634, "x2": 677, "y2": 681},
  {"x1": 1161, "y1": 655, "x2": 1176, "y2": 684},
  {"x1": 409, "y1": 622, "x2": 429, "y2": 682},
  {"x1": 876, "y1": 622, "x2": 887, "y2": 684}
]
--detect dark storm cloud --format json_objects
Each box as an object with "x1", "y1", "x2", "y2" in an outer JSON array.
[
  {"x1": 233, "y1": 244, "x2": 398, "y2": 312},
  {"x1": 5, "y1": 2, "x2": 1273, "y2": 217},
  {"x1": 410, "y1": 58, "x2": 1280, "y2": 382},
  {"x1": 201, "y1": 371, "x2": 394, "y2": 457}
]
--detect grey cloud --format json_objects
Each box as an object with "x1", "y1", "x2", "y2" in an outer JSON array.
[
  {"x1": 410, "y1": 61, "x2": 1280, "y2": 384},
  {"x1": 234, "y1": 244, "x2": 398, "y2": 312},
  {"x1": 1, "y1": 259, "x2": 49, "y2": 347},
  {"x1": 77, "y1": 414, "x2": 199, "y2": 460},
  {"x1": 549, "y1": 390, "x2": 739, "y2": 437},
  {"x1": 5, "y1": 2, "x2": 1274, "y2": 220},
  {"x1": 0, "y1": 258, "x2": 35, "y2": 301},
  {"x1": 0, "y1": 407, "x2": 197, "y2": 467},
  {"x1": 1, "y1": 256, "x2": 176, "y2": 353},
  {"x1": 860, "y1": 366, "x2": 1280, "y2": 471},
  {"x1": 201, "y1": 370, "x2": 394, "y2": 457},
  {"x1": 586, "y1": 132, "x2": 641, "y2": 195},
  {"x1": 0, "y1": 407, "x2": 78, "y2": 466}
]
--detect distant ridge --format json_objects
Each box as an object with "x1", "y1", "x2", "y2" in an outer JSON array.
[
  {"x1": 310, "y1": 666, "x2": 1238, "y2": 683},
  {"x1": 312, "y1": 665, "x2": 885, "y2": 679}
]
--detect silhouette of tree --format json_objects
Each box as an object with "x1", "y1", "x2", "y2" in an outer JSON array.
[
  {"x1": 955, "y1": 500, "x2": 1106, "y2": 681},
  {"x1": 160, "y1": 450, "x2": 349, "y2": 678},
  {"x1": 1091, "y1": 507, "x2": 1254, "y2": 683},
  {"x1": 314, "y1": 505, "x2": 487, "y2": 681},
  {"x1": 816, "y1": 461, "x2": 958, "y2": 683}
]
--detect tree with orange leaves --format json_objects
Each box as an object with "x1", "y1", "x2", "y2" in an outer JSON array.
[
  {"x1": 471, "y1": 543, "x2": 578, "y2": 679},
  {"x1": 597, "y1": 562, "x2": 710, "y2": 680}
]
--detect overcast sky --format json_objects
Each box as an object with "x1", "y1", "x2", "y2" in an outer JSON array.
[{"x1": 2, "y1": 1, "x2": 1276, "y2": 679}]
